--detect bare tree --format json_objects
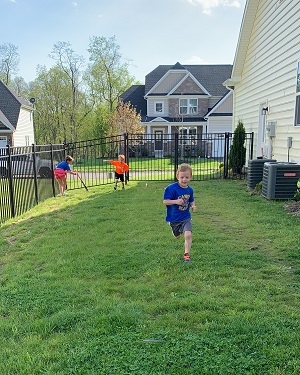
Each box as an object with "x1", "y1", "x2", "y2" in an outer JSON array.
[{"x1": 0, "y1": 43, "x2": 20, "y2": 85}]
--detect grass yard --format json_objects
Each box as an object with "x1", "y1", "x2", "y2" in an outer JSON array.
[{"x1": 0, "y1": 180, "x2": 300, "y2": 374}]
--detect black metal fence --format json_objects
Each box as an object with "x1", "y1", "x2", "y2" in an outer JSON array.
[{"x1": 0, "y1": 132, "x2": 254, "y2": 224}]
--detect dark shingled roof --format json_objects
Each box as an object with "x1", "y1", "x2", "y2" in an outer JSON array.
[
  {"x1": 0, "y1": 80, "x2": 32, "y2": 129},
  {"x1": 119, "y1": 84, "x2": 147, "y2": 117},
  {"x1": 145, "y1": 63, "x2": 232, "y2": 96},
  {"x1": 120, "y1": 63, "x2": 233, "y2": 118}
]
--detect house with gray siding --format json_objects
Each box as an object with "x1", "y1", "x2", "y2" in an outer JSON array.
[{"x1": 121, "y1": 62, "x2": 233, "y2": 158}]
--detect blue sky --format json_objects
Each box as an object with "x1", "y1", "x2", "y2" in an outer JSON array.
[{"x1": 2, "y1": 0, "x2": 247, "y2": 83}]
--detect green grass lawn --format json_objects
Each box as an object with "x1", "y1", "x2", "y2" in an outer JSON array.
[{"x1": 0, "y1": 180, "x2": 300, "y2": 374}]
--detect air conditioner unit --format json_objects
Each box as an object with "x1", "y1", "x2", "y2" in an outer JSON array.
[
  {"x1": 262, "y1": 162, "x2": 300, "y2": 200},
  {"x1": 247, "y1": 158, "x2": 276, "y2": 190}
]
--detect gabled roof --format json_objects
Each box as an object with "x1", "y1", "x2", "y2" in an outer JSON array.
[
  {"x1": 224, "y1": 0, "x2": 259, "y2": 86},
  {"x1": 0, "y1": 109, "x2": 14, "y2": 131},
  {"x1": 145, "y1": 63, "x2": 232, "y2": 97},
  {"x1": 0, "y1": 80, "x2": 33, "y2": 128},
  {"x1": 119, "y1": 84, "x2": 147, "y2": 117},
  {"x1": 168, "y1": 73, "x2": 210, "y2": 96}
]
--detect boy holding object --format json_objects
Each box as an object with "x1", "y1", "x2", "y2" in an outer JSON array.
[
  {"x1": 163, "y1": 163, "x2": 196, "y2": 262},
  {"x1": 54, "y1": 155, "x2": 77, "y2": 196},
  {"x1": 104, "y1": 154, "x2": 129, "y2": 190}
]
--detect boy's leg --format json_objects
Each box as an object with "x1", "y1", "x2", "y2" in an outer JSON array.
[
  {"x1": 184, "y1": 230, "x2": 192, "y2": 255},
  {"x1": 183, "y1": 220, "x2": 192, "y2": 261}
]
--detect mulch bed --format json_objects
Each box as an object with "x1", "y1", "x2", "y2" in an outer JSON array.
[{"x1": 284, "y1": 201, "x2": 300, "y2": 216}]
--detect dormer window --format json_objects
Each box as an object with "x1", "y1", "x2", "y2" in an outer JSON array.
[
  {"x1": 179, "y1": 98, "x2": 198, "y2": 115},
  {"x1": 154, "y1": 102, "x2": 164, "y2": 114}
]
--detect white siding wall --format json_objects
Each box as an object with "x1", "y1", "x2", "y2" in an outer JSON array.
[
  {"x1": 13, "y1": 107, "x2": 35, "y2": 147},
  {"x1": 233, "y1": 0, "x2": 300, "y2": 162},
  {"x1": 207, "y1": 117, "x2": 233, "y2": 133}
]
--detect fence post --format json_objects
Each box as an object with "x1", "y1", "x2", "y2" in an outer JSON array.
[
  {"x1": 174, "y1": 133, "x2": 179, "y2": 180},
  {"x1": 250, "y1": 132, "x2": 254, "y2": 160},
  {"x1": 124, "y1": 132, "x2": 129, "y2": 184},
  {"x1": 223, "y1": 132, "x2": 230, "y2": 179},
  {"x1": 32, "y1": 144, "x2": 39, "y2": 204},
  {"x1": 50, "y1": 144, "x2": 56, "y2": 197},
  {"x1": 6, "y1": 145, "x2": 15, "y2": 218}
]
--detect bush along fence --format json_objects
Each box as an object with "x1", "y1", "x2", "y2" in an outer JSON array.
[{"x1": 0, "y1": 132, "x2": 254, "y2": 224}]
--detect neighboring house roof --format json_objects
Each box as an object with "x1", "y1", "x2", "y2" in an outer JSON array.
[
  {"x1": 121, "y1": 63, "x2": 232, "y2": 120},
  {"x1": 119, "y1": 85, "x2": 147, "y2": 118},
  {"x1": 224, "y1": 0, "x2": 259, "y2": 86},
  {"x1": 0, "y1": 109, "x2": 14, "y2": 131},
  {"x1": 0, "y1": 80, "x2": 33, "y2": 129},
  {"x1": 145, "y1": 63, "x2": 232, "y2": 96},
  {"x1": 147, "y1": 117, "x2": 207, "y2": 123}
]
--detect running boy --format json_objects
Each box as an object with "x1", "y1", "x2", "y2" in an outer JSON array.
[
  {"x1": 104, "y1": 154, "x2": 129, "y2": 190},
  {"x1": 54, "y1": 155, "x2": 77, "y2": 196},
  {"x1": 163, "y1": 163, "x2": 196, "y2": 262}
]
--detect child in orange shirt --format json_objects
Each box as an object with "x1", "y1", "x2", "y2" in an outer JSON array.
[{"x1": 104, "y1": 154, "x2": 129, "y2": 190}]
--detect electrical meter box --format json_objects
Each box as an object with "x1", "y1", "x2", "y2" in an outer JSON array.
[{"x1": 266, "y1": 121, "x2": 276, "y2": 137}]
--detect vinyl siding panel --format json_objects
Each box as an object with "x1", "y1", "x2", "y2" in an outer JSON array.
[
  {"x1": 208, "y1": 97, "x2": 222, "y2": 109},
  {"x1": 151, "y1": 72, "x2": 186, "y2": 94},
  {"x1": 12, "y1": 107, "x2": 35, "y2": 147},
  {"x1": 207, "y1": 117, "x2": 233, "y2": 133},
  {"x1": 233, "y1": 0, "x2": 300, "y2": 161}
]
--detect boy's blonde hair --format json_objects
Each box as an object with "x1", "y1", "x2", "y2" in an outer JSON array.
[
  {"x1": 118, "y1": 154, "x2": 125, "y2": 162},
  {"x1": 176, "y1": 163, "x2": 192, "y2": 177}
]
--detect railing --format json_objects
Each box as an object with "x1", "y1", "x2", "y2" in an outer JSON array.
[{"x1": 0, "y1": 132, "x2": 254, "y2": 224}]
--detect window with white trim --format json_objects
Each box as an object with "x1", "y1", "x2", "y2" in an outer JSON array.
[
  {"x1": 295, "y1": 61, "x2": 300, "y2": 126},
  {"x1": 179, "y1": 98, "x2": 198, "y2": 115},
  {"x1": 154, "y1": 102, "x2": 164, "y2": 114}
]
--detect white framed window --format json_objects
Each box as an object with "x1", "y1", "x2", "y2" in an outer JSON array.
[
  {"x1": 295, "y1": 61, "x2": 300, "y2": 126},
  {"x1": 154, "y1": 102, "x2": 164, "y2": 114},
  {"x1": 179, "y1": 98, "x2": 198, "y2": 115}
]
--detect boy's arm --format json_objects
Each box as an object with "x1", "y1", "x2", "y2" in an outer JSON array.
[
  {"x1": 163, "y1": 198, "x2": 184, "y2": 206},
  {"x1": 190, "y1": 201, "x2": 197, "y2": 212}
]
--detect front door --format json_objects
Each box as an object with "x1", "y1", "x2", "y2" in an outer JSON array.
[
  {"x1": 154, "y1": 130, "x2": 163, "y2": 151},
  {"x1": 154, "y1": 130, "x2": 164, "y2": 158}
]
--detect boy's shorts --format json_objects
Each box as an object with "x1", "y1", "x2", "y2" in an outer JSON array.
[
  {"x1": 115, "y1": 172, "x2": 124, "y2": 182},
  {"x1": 170, "y1": 219, "x2": 192, "y2": 237}
]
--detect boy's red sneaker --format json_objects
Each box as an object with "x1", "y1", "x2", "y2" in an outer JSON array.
[{"x1": 183, "y1": 253, "x2": 191, "y2": 262}]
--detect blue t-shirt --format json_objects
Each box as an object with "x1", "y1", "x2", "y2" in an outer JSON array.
[
  {"x1": 56, "y1": 160, "x2": 71, "y2": 171},
  {"x1": 164, "y1": 182, "x2": 194, "y2": 223}
]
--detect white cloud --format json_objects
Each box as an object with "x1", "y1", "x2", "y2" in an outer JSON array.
[
  {"x1": 72, "y1": 2, "x2": 78, "y2": 7},
  {"x1": 184, "y1": 55, "x2": 208, "y2": 64},
  {"x1": 186, "y1": 0, "x2": 242, "y2": 15}
]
